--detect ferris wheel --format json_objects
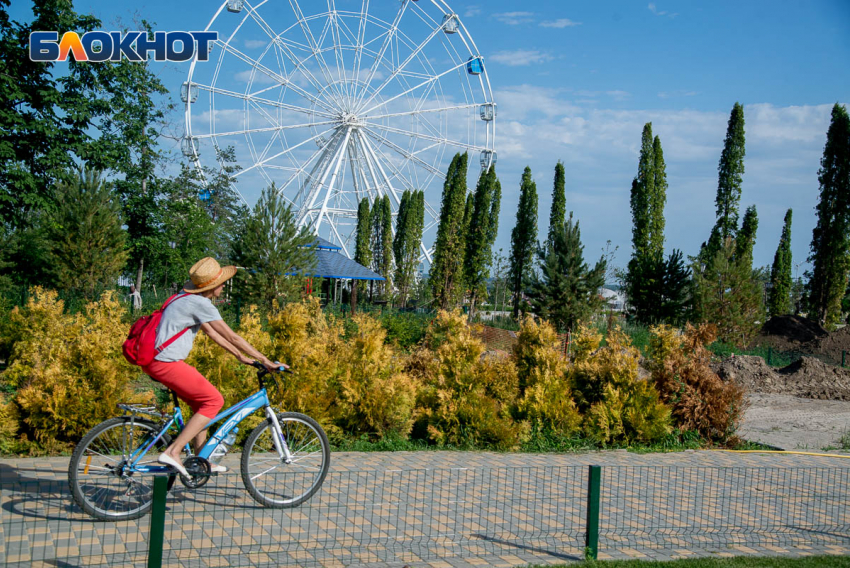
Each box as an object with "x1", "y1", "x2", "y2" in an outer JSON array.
[{"x1": 182, "y1": 0, "x2": 496, "y2": 262}]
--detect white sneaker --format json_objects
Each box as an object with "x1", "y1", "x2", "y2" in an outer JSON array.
[
  {"x1": 210, "y1": 463, "x2": 228, "y2": 474},
  {"x1": 157, "y1": 453, "x2": 190, "y2": 477}
]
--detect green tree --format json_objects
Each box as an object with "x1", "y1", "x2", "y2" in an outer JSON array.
[
  {"x1": 768, "y1": 209, "x2": 793, "y2": 317},
  {"x1": 631, "y1": 123, "x2": 655, "y2": 256},
  {"x1": 807, "y1": 104, "x2": 850, "y2": 328},
  {"x1": 528, "y1": 214, "x2": 606, "y2": 332},
  {"x1": 430, "y1": 153, "x2": 469, "y2": 309},
  {"x1": 625, "y1": 250, "x2": 691, "y2": 325},
  {"x1": 547, "y1": 161, "x2": 566, "y2": 248},
  {"x1": 509, "y1": 167, "x2": 538, "y2": 318},
  {"x1": 43, "y1": 166, "x2": 128, "y2": 299},
  {"x1": 393, "y1": 190, "x2": 425, "y2": 307},
  {"x1": 737, "y1": 205, "x2": 759, "y2": 268},
  {"x1": 232, "y1": 185, "x2": 315, "y2": 310},
  {"x1": 714, "y1": 102, "x2": 746, "y2": 242},
  {"x1": 650, "y1": 135, "x2": 667, "y2": 256},
  {"x1": 351, "y1": 197, "x2": 372, "y2": 312},
  {"x1": 694, "y1": 237, "x2": 763, "y2": 347},
  {"x1": 370, "y1": 195, "x2": 393, "y2": 298},
  {"x1": 463, "y1": 166, "x2": 501, "y2": 319}
]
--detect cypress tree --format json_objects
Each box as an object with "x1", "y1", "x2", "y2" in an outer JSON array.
[
  {"x1": 464, "y1": 166, "x2": 501, "y2": 319},
  {"x1": 509, "y1": 166, "x2": 538, "y2": 318},
  {"x1": 430, "y1": 152, "x2": 469, "y2": 309},
  {"x1": 807, "y1": 103, "x2": 850, "y2": 327},
  {"x1": 547, "y1": 161, "x2": 566, "y2": 248},
  {"x1": 737, "y1": 205, "x2": 759, "y2": 268},
  {"x1": 631, "y1": 123, "x2": 655, "y2": 256},
  {"x1": 650, "y1": 135, "x2": 667, "y2": 256},
  {"x1": 715, "y1": 102, "x2": 746, "y2": 242},
  {"x1": 528, "y1": 213, "x2": 606, "y2": 332},
  {"x1": 394, "y1": 190, "x2": 425, "y2": 307},
  {"x1": 379, "y1": 194, "x2": 393, "y2": 296},
  {"x1": 768, "y1": 209, "x2": 793, "y2": 317},
  {"x1": 351, "y1": 197, "x2": 372, "y2": 312}
]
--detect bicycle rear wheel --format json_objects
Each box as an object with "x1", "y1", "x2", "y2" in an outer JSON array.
[
  {"x1": 68, "y1": 417, "x2": 176, "y2": 521},
  {"x1": 241, "y1": 411, "x2": 330, "y2": 508}
]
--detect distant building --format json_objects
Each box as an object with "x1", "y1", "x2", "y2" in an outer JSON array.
[{"x1": 599, "y1": 287, "x2": 626, "y2": 312}]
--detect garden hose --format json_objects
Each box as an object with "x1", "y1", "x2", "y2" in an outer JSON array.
[{"x1": 710, "y1": 449, "x2": 850, "y2": 459}]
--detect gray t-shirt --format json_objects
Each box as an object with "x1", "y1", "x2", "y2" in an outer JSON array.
[{"x1": 154, "y1": 294, "x2": 223, "y2": 362}]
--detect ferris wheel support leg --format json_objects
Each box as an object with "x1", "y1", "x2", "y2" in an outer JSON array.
[
  {"x1": 359, "y1": 132, "x2": 402, "y2": 208},
  {"x1": 356, "y1": 131, "x2": 387, "y2": 205},
  {"x1": 314, "y1": 127, "x2": 353, "y2": 233}
]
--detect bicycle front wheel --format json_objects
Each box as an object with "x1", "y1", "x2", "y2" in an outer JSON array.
[
  {"x1": 68, "y1": 417, "x2": 176, "y2": 521},
  {"x1": 241, "y1": 412, "x2": 330, "y2": 508}
]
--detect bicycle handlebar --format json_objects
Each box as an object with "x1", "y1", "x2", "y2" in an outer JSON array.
[{"x1": 250, "y1": 360, "x2": 292, "y2": 376}]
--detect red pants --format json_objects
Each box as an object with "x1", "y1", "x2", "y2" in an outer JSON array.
[{"x1": 143, "y1": 360, "x2": 224, "y2": 419}]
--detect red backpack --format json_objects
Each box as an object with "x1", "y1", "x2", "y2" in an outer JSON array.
[{"x1": 122, "y1": 293, "x2": 192, "y2": 366}]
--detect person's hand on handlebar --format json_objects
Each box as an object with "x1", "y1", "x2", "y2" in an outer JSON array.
[{"x1": 249, "y1": 358, "x2": 290, "y2": 373}]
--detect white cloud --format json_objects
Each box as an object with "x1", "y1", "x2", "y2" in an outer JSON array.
[
  {"x1": 606, "y1": 90, "x2": 632, "y2": 101},
  {"x1": 648, "y1": 3, "x2": 678, "y2": 18},
  {"x1": 463, "y1": 5, "x2": 482, "y2": 18},
  {"x1": 235, "y1": 69, "x2": 279, "y2": 85},
  {"x1": 490, "y1": 49, "x2": 553, "y2": 67},
  {"x1": 658, "y1": 90, "x2": 698, "y2": 99},
  {"x1": 540, "y1": 18, "x2": 582, "y2": 28},
  {"x1": 493, "y1": 12, "x2": 535, "y2": 25},
  {"x1": 244, "y1": 39, "x2": 267, "y2": 49}
]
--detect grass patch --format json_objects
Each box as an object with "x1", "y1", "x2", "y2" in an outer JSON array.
[{"x1": 541, "y1": 556, "x2": 850, "y2": 567}]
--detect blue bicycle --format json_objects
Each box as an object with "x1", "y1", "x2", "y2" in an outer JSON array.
[{"x1": 68, "y1": 363, "x2": 330, "y2": 521}]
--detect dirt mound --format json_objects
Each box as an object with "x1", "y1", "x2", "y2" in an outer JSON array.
[
  {"x1": 713, "y1": 355, "x2": 783, "y2": 393},
  {"x1": 752, "y1": 315, "x2": 828, "y2": 351},
  {"x1": 714, "y1": 354, "x2": 850, "y2": 400},
  {"x1": 800, "y1": 326, "x2": 850, "y2": 365},
  {"x1": 777, "y1": 356, "x2": 850, "y2": 400}
]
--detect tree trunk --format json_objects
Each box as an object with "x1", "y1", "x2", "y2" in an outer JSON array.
[
  {"x1": 135, "y1": 257, "x2": 144, "y2": 292},
  {"x1": 350, "y1": 280, "x2": 358, "y2": 313}
]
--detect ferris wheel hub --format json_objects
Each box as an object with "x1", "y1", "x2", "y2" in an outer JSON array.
[{"x1": 338, "y1": 112, "x2": 360, "y2": 127}]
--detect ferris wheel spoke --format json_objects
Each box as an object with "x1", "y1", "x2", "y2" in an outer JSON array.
[
  {"x1": 351, "y1": 0, "x2": 369, "y2": 88},
  {"x1": 361, "y1": 126, "x2": 445, "y2": 179},
  {"x1": 363, "y1": 103, "x2": 480, "y2": 121},
  {"x1": 217, "y1": 40, "x2": 338, "y2": 115},
  {"x1": 355, "y1": 1, "x2": 408, "y2": 107},
  {"x1": 232, "y1": 126, "x2": 336, "y2": 179},
  {"x1": 359, "y1": 58, "x2": 467, "y2": 116},
  {"x1": 363, "y1": 122, "x2": 488, "y2": 154},
  {"x1": 287, "y1": 1, "x2": 346, "y2": 106},
  {"x1": 195, "y1": 83, "x2": 336, "y2": 120},
  {"x1": 326, "y1": 1, "x2": 352, "y2": 109},
  {"x1": 243, "y1": 6, "x2": 331, "y2": 100},
  {"x1": 195, "y1": 120, "x2": 336, "y2": 140},
  {"x1": 356, "y1": 20, "x2": 445, "y2": 113}
]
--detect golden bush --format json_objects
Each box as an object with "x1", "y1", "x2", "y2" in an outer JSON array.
[
  {"x1": 569, "y1": 325, "x2": 671, "y2": 445},
  {"x1": 412, "y1": 310, "x2": 523, "y2": 449},
  {"x1": 648, "y1": 323, "x2": 746, "y2": 442},
  {"x1": 514, "y1": 317, "x2": 581, "y2": 435},
  {"x1": 337, "y1": 314, "x2": 418, "y2": 438},
  {"x1": 2, "y1": 288, "x2": 148, "y2": 450}
]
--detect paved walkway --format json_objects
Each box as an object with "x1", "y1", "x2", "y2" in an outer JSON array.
[{"x1": 2, "y1": 450, "x2": 849, "y2": 567}]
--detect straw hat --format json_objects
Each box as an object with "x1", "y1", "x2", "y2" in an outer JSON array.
[{"x1": 183, "y1": 257, "x2": 237, "y2": 293}]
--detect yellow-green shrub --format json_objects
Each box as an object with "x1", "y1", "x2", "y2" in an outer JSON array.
[
  {"x1": 337, "y1": 314, "x2": 418, "y2": 438},
  {"x1": 514, "y1": 317, "x2": 581, "y2": 435},
  {"x1": 412, "y1": 310, "x2": 523, "y2": 449},
  {"x1": 1, "y1": 288, "x2": 148, "y2": 451},
  {"x1": 569, "y1": 325, "x2": 671, "y2": 445},
  {"x1": 648, "y1": 324, "x2": 745, "y2": 442}
]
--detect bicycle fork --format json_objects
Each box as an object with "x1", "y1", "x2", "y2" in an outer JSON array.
[{"x1": 265, "y1": 407, "x2": 293, "y2": 464}]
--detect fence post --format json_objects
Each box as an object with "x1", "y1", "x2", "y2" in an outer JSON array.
[
  {"x1": 585, "y1": 465, "x2": 601, "y2": 560},
  {"x1": 767, "y1": 347, "x2": 773, "y2": 366},
  {"x1": 147, "y1": 476, "x2": 168, "y2": 568}
]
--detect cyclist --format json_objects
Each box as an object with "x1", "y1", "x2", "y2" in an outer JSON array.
[{"x1": 144, "y1": 257, "x2": 283, "y2": 477}]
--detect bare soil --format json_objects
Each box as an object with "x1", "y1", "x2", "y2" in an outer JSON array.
[
  {"x1": 752, "y1": 314, "x2": 827, "y2": 351},
  {"x1": 713, "y1": 354, "x2": 850, "y2": 401},
  {"x1": 739, "y1": 393, "x2": 850, "y2": 450}
]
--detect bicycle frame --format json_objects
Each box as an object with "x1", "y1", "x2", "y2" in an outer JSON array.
[{"x1": 129, "y1": 387, "x2": 292, "y2": 474}]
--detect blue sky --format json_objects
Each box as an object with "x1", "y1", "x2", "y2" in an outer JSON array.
[{"x1": 12, "y1": 0, "x2": 850, "y2": 274}]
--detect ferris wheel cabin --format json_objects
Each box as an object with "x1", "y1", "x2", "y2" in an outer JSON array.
[
  {"x1": 480, "y1": 103, "x2": 496, "y2": 121},
  {"x1": 226, "y1": 0, "x2": 243, "y2": 13},
  {"x1": 466, "y1": 56, "x2": 484, "y2": 75},
  {"x1": 442, "y1": 14, "x2": 459, "y2": 34},
  {"x1": 480, "y1": 150, "x2": 497, "y2": 169}
]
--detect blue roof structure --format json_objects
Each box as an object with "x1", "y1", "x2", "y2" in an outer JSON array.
[
  {"x1": 305, "y1": 250, "x2": 385, "y2": 281},
  {"x1": 310, "y1": 236, "x2": 341, "y2": 250}
]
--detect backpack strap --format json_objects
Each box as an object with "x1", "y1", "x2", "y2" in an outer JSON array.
[{"x1": 155, "y1": 293, "x2": 193, "y2": 354}]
